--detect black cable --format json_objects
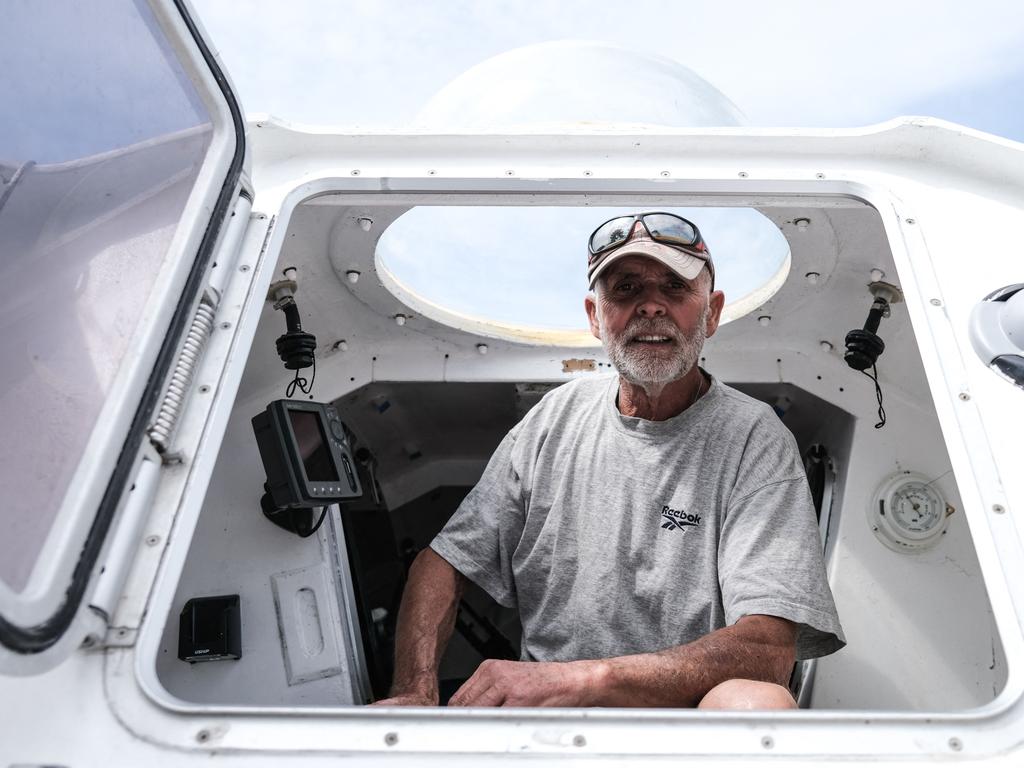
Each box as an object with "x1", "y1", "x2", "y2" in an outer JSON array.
[
  {"x1": 285, "y1": 353, "x2": 316, "y2": 398},
  {"x1": 860, "y1": 363, "x2": 887, "y2": 429},
  {"x1": 297, "y1": 504, "x2": 329, "y2": 538}
]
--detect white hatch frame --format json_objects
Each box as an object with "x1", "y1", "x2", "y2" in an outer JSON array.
[{"x1": 96, "y1": 122, "x2": 1024, "y2": 763}]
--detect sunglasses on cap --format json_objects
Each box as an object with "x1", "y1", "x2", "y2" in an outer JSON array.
[{"x1": 587, "y1": 212, "x2": 714, "y2": 286}]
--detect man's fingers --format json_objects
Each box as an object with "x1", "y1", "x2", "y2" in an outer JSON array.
[{"x1": 449, "y1": 662, "x2": 508, "y2": 707}]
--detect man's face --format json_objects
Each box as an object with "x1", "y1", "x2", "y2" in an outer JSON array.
[{"x1": 585, "y1": 255, "x2": 725, "y2": 386}]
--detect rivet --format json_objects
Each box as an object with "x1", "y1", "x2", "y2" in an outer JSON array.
[
  {"x1": 357, "y1": 217, "x2": 373, "y2": 232},
  {"x1": 505, "y1": 170, "x2": 515, "y2": 176},
  {"x1": 870, "y1": 268, "x2": 885, "y2": 282},
  {"x1": 198, "y1": 385, "x2": 211, "y2": 394},
  {"x1": 573, "y1": 735, "x2": 586, "y2": 747},
  {"x1": 795, "y1": 218, "x2": 811, "y2": 231},
  {"x1": 993, "y1": 504, "x2": 1006, "y2": 514},
  {"x1": 820, "y1": 341, "x2": 833, "y2": 352},
  {"x1": 346, "y1": 270, "x2": 361, "y2": 284},
  {"x1": 427, "y1": 169, "x2": 437, "y2": 176},
  {"x1": 332, "y1": 340, "x2": 349, "y2": 352},
  {"x1": 583, "y1": 170, "x2": 593, "y2": 177},
  {"x1": 805, "y1": 271, "x2": 820, "y2": 284},
  {"x1": 394, "y1": 314, "x2": 407, "y2": 327},
  {"x1": 815, "y1": 172, "x2": 826, "y2": 179},
  {"x1": 477, "y1": 344, "x2": 489, "y2": 355},
  {"x1": 145, "y1": 535, "x2": 160, "y2": 547},
  {"x1": 350, "y1": 169, "x2": 361, "y2": 176},
  {"x1": 239, "y1": 264, "x2": 250, "y2": 272},
  {"x1": 738, "y1": 171, "x2": 748, "y2": 178},
  {"x1": 196, "y1": 729, "x2": 211, "y2": 744},
  {"x1": 958, "y1": 392, "x2": 970, "y2": 401},
  {"x1": 220, "y1": 321, "x2": 232, "y2": 330},
  {"x1": 660, "y1": 170, "x2": 670, "y2": 177},
  {"x1": 758, "y1": 316, "x2": 772, "y2": 327},
  {"x1": 761, "y1": 736, "x2": 774, "y2": 749},
  {"x1": 384, "y1": 732, "x2": 399, "y2": 746},
  {"x1": 906, "y1": 218, "x2": 916, "y2": 225},
  {"x1": 949, "y1": 737, "x2": 962, "y2": 751},
  {"x1": 930, "y1": 298, "x2": 942, "y2": 306}
]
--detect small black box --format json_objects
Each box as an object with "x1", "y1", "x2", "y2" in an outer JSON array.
[{"x1": 178, "y1": 594, "x2": 242, "y2": 663}]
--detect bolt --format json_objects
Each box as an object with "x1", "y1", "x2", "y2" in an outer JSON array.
[
  {"x1": 660, "y1": 170, "x2": 670, "y2": 177},
  {"x1": 583, "y1": 170, "x2": 592, "y2": 177},
  {"x1": 761, "y1": 736, "x2": 774, "y2": 749},
  {"x1": 930, "y1": 298, "x2": 942, "y2": 306},
  {"x1": 239, "y1": 264, "x2": 250, "y2": 272},
  {"x1": 906, "y1": 218, "x2": 916, "y2": 225},
  {"x1": 145, "y1": 535, "x2": 160, "y2": 547},
  {"x1": 738, "y1": 171, "x2": 748, "y2": 178},
  {"x1": 958, "y1": 392, "x2": 970, "y2": 401},
  {"x1": 198, "y1": 385, "x2": 211, "y2": 394},
  {"x1": 332, "y1": 340, "x2": 349, "y2": 352},
  {"x1": 758, "y1": 316, "x2": 772, "y2": 327},
  {"x1": 196, "y1": 729, "x2": 211, "y2": 744},
  {"x1": 394, "y1": 314, "x2": 407, "y2": 327},
  {"x1": 477, "y1": 344, "x2": 489, "y2": 355},
  {"x1": 346, "y1": 270, "x2": 361, "y2": 284},
  {"x1": 350, "y1": 169, "x2": 361, "y2": 176},
  {"x1": 384, "y1": 732, "x2": 398, "y2": 746},
  {"x1": 870, "y1": 268, "x2": 885, "y2": 282},
  {"x1": 949, "y1": 737, "x2": 962, "y2": 751},
  {"x1": 573, "y1": 735, "x2": 586, "y2": 747},
  {"x1": 815, "y1": 172, "x2": 826, "y2": 179},
  {"x1": 357, "y1": 217, "x2": 373, "y2": 232},
  {"x1": 505, "y1": 170, "x2": 515, "y2": 176},
  {"x1": 805, "y1": 271, "x2": 820, "y2": 284},
  {"x1": 794, "y1": 217, "x2": 811, "y2": 231},
  {"x1": 220, "y1": 321, "x2": 232, "y2": 330},
  {"x1": 820, "y1": 341, "x2": 833, "y2": 353},
  {"x1": 993, "y1": 504, "x2": 1006, "y2": 514},
  {"x1": 427, "y1": 169, "x2": 437, "y2": 176}
]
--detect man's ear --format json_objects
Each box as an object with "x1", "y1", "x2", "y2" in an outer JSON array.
[
  {"x1": 585, "y1": 294, "x2": 602, "y2": 340},
  {"x1": 705, "y1": 289, "x2": 726, "y2": 338}
]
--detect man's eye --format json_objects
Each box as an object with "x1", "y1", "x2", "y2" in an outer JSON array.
[{"x1": 613, "y1": 281, "x2": 636, "y2": 293}]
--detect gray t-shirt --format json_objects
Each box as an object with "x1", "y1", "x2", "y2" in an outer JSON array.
[{"x1": 431, "y1": 374, "x2": 845, "y2": 662}]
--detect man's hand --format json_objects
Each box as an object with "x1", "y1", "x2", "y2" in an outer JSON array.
[{"x1": 448, "y1": 659, "x2": 600, "y2": 707}]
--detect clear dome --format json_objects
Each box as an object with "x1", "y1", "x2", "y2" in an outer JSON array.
[{"x1": 413, "y1": 41, "x2": 745, "y2": 130}]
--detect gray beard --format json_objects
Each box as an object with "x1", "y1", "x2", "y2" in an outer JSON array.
[{"x1": 600, "y1": 306, "x2": 708, "y2": 386}]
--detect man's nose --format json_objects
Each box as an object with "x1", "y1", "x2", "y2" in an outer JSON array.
[{"x1": 635, "y1": 289, "x2": 667, "y2": 317}]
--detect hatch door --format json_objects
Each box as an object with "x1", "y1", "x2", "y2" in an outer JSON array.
[{"x1": 0, "y1": 0, "x2": 245, "y2": 672}]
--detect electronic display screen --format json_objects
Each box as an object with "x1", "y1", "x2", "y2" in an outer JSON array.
[{"x1": 287, "y1": 408, "x2": 339, "y2": 482}]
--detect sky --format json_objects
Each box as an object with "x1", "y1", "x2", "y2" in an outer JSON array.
[{"x1": 191, "y1": 0, "x2": 1024, "y2": 329}]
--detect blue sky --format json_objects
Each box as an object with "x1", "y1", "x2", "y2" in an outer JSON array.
[{"x1": 192, "y1": 1, "x2": 1024, "y2": 329}]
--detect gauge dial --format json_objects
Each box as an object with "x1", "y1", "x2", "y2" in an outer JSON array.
[{"x1": 870, "y1": 472, "x2": 951, "y2": 552}]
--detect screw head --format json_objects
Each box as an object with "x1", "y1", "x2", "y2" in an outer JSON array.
[
  {"x1": 906, "y1": 218, "x2": 916, "y2": 224},
  {"x1": 949, "y1": 737, "x2": 962, "y2": 751},
  {"x1": 220, "y1": 321, "x2": 232, "y2": 330},
  {"x1": 350, "y1": 169, "x2": 361, "y2": 176},
  {"x1": 384, "y1": 732, "x2": 399, "y2": 746},
  {"x1": 958, "y1": 392, "x2": 970, "y2": 401},
  {"x1": 930, "y1": 298, "x2": 942, "y2": 306},
  {"x1": 196, "y1": 729, "x2": 211, "y2": 744},
  {"x1": 145, "y1": 535, "x2": 160, "y2": 547},
  {"x1": 761, "y1": 736, "x2": 774, "y2": 749},
  {"x1": 573, "y1": 735, "x2": 586, "y2": 747},
  {"x1": 198, "y1": 384, "x2": 211, "y2": 394},
  {"x1": 993, "y1": 504, "x2": 1006, "y2": 514},
  {"x1": 815, "y1": 172, "x2": 826, "y2": 179},
  {"x1": 738, "y1": 171, "x2": 748, "y2": 178},
  {"x1": 239, "y1": 264, "x2": 250, "y2": 272}
]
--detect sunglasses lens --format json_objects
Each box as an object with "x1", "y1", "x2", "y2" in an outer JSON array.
[
  {"x1": 644, "y1": 214, "x2": 697, "y2": 246},
  {"x1": 590, "y1": 217, "x2": 635, "y2": 255}
]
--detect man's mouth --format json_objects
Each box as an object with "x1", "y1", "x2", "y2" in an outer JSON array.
[{"x1": 630, "y1": 335, "x2": 675, "y2": 345}]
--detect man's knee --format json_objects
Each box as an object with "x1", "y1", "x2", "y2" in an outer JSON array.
[{"x1": 697, "y1": 679, "x2": 797, "y2": 710}]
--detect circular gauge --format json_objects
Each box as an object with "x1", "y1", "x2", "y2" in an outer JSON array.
[{"x1": 870, "y1": 472, "x2": 951, "y2": 552}]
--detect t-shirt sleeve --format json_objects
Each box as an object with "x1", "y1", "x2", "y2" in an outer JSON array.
[
  {"x1": 429, "y1": 430, "x2": 524, "y2": 608},
  {"x1": 718, "y1": 421, "x2": 846, "y2": 661}
]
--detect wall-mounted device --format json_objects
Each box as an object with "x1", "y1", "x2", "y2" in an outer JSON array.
[
  {"x1": 252, "y1": 399, "x2": 362, "y2": 536},
  {"x1": 177, "y1": 594, "x2": 241, "y2": 663}
]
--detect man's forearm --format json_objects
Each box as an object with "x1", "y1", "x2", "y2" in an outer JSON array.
[
  {"x1": 388, "y1": 547, "x2": 466, "y2": 700},
  {"x1": 589, "y1": 615, "x2": 797, "y2": 707}
]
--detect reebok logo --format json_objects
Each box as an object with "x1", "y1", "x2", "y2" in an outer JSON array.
[{"x1": 660, "y1": 504, "x2": 701, "y2": 532}]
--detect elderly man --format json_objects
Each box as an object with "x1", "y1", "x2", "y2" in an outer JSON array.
[{"x1": 377, "y1": 212, "x2": 844, "y2": 709}]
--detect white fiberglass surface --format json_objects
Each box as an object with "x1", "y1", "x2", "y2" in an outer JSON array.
[
  {"x1": 0, "y1": 1, "x2": 213, "y2": 593},
  {"x1": 376, "y1": 207, "x2": 790, "y2": 331}
]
